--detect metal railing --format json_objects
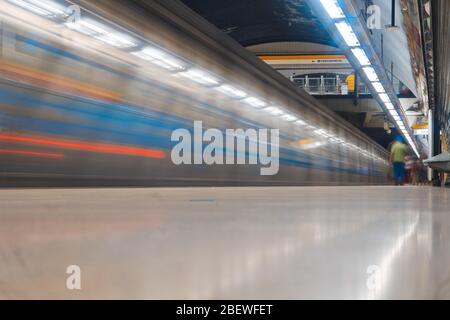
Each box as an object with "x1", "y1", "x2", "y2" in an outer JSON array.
[{"x1": 290, "y1": 74, "x2": 403, "y2": 96}]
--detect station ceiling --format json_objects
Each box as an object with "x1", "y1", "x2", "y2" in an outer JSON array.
[
  {"x1": 180, "y1": 0, "x2": 403, "y2": 149},
  {"x1": 180, "y1": 0, "x2": 336, "y2": 48}
]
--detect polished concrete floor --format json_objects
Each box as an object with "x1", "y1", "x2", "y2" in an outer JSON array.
[{"x1": 0, "y1": 186, "x2": 449, "y2": 299}]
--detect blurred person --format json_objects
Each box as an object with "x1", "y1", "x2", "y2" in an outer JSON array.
[
  {"x1": 389, "y1": 135, "x2": 408, "y2": 186},
  {"x1": 405, "y1": 156, "x2": 413, "y2": 184},
  {"x1": 405, "y1": 156, "x2": 420, "y2": 185},
  {"x1": 345, "y1": 74, "x2": 355, "y2": 93},
  {"x1": 387, "y1": 140, "x2": 394, "y2": 181},
  {"x1": 418, "y1": 164, "x2": 428, "y2": 185},
  {"x1": 413, "y1": 162, "x2": 418, "y2": 185},
  {"x1": 410, "y1": 159, "x2": 420, "y2": 185}
]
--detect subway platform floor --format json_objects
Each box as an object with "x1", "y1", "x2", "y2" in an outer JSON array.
[{"x1": 0, "y1": 186, "x2": 449, "y2": 299}]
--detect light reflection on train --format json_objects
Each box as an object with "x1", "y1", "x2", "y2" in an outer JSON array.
[{"x1": 0, "y1": 0, "x2": 389, "y2": 186}]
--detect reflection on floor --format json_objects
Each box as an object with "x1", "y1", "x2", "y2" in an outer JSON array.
[{"x1": 0, "y1": 186, "x2": 449, "y2": 299}]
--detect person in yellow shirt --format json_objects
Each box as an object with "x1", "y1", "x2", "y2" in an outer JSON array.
[
  {"x1": 390, "y1": 135, "x2": 408, "y2": 186},
  {"x1": 345, "y1": 74, "x2": 355, "y2": 93}
]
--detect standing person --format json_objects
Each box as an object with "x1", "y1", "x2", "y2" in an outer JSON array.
[
  {"x1": 405, "y1": 156, "x2": 413, "y2": 184},
  {"x1": 390, "y1": 135, "x2": 408, "y2": 186},
  {"x1": 411, "y1": 160, "x2": 420, "y2": 185}
]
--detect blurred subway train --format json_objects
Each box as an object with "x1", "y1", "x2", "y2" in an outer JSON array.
[{"x1": 0, "y1": 0, "x2": 389, "y2": 187}]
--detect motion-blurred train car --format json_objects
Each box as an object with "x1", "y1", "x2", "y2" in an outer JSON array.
[{"x1": 0, "y1": 0, "x2": 389, "y2": 186}]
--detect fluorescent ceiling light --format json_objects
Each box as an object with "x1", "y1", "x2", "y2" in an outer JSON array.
[
  {"x1": 393, "y1": 115, "x2": 401, "y2": 121},
  {"x1": 180, "y1": 69, "x2": 220, "y2": 86},
  {"x1": 8, "y1": 0, "x2": 67, "y2": 17},
  {"x1": 264, "y1": 107, "x2": 284, "y2": 116},
  {"x1": 379, "y1": 93, "x2": 390, "y2": 103},
  {"x1": 132, "y1": 47, "x2": 187, "y2": 71},
  {"x1": 320, "y1": 0, "x2": 345, "y2": 19},
  {"x1": 67, "y1": 18, "x2": 110, "y2": 36},
  {"x1": 335, "y1": 22, "x2": 360, "y2": 47},
  {"x1": 215, "y1": 85, "x2": 247, "y2": 99},
  {"x1": 362, "y1": 67, "x2": 379, "y2": 82},
  {"x1": 282, "y1": 114, "x2": 298, "y2": 122},
  {"x1": 384, "y1": 102, "x2": 395, "y2": 110},
  {"x1": 389, "y1": 109, "x2": 398, "y2": 117},
  {"x1": 372, "y1": 82, "x2": 385, "y2": 93},
  {"x1": 96, "y1": 33, "x2": 138, "y2": 49},
  {"x1": 243, "y1": 97, "x2": 267, "y2": 108},
  {"x1": 296, "y1": 119, "x2": 307, "y2": 126},
  {"x1": 67, "y1": 18, "x2": 138, "y2": 49},
  {"x1": 351, "y1": 48, "x2": 371, "y2": 66}
]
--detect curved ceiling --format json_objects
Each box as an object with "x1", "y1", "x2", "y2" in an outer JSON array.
[
  {"x1": 181, "y1": 0, "x2": 418, "y2": 97},
  {"x1": 179, "y1": 0, "x2": 428, "y2": 149},
  {"x1": 180, "y1": 0, "x2": 336, "y2": 48}
]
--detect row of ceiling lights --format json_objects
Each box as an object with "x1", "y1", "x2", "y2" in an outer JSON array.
[
  {"x1": 319, "y1": 0, "x2": 420, "y2": 158},
  {"x1": 5, "y1": 0, "x2": 388, "y2": 163}
]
